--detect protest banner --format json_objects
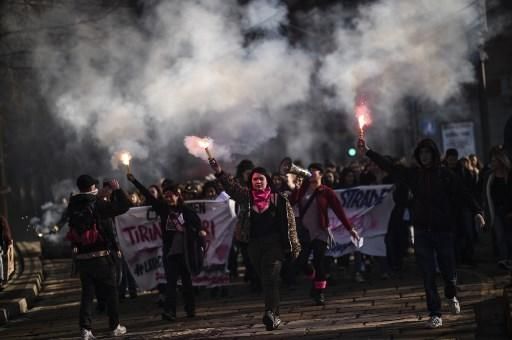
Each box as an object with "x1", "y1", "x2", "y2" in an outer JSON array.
[{"x1": 115, "y1": 194, "x2": 236, "y2": 290}]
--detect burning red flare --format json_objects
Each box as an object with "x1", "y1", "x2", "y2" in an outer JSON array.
[
  {"x1": 355, "y1": 101, "x2": 372, "y2": 138},
  {"x1": 355, "y1": 102, "x2": 371, "y2": 129}
]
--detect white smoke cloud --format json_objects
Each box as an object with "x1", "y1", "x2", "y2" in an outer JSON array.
[
  {"x1": 243, "y1": 0, "x2": 288, "y2": 31},
  {"x1": 318, "y1": 0, "x2": 480, "y2": 122},
  {"x1": 28, "y1": 0, "x2": 488, "y2": 176},
  {"x1": 33, "y1": 0, "x2": 313, "y2": 171}
]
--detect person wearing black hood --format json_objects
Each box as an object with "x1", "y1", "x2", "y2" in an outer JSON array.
[
  {"x1": 67, "y1": 175, "x2": 131, "y2": 340},
  {"x1": 127, "y1": 173, "x2": 206, "y2": 322},
  {"x1": 358, "y1": 138, "x2": 485, "y2": 329}
]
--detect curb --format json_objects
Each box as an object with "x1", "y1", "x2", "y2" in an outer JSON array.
[{"x1": 0, "y1": 241, "x2": 43, "y2": 325}]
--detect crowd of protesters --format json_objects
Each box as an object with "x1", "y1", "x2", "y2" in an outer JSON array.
[{"x1": 67, "y1": 137, "x2": 512, "y2": 339}]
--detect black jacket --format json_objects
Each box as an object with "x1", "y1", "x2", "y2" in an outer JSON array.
[
  {"x1": 366, "y1": 139, "x2": 482, "y2": 233},
  {"x1": 130, "y1": 177, "x2": 204, "y2": 275},
  {"x1": 67, "y1": 189, "x2": 130, "y2": 254},
  {"x1": 216, "y1": 172, "x2": 301, "y2": 258}
]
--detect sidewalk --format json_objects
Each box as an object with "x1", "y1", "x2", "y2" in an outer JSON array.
[{"x1": 0, "y1": 241, "x2": 44, "y2": 325}]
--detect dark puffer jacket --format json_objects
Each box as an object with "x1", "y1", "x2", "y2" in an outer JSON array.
[{"x1": 366, "y1": 138, "x2": 482, "y2": 233}]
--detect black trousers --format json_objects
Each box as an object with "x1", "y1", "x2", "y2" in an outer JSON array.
[
  {"x1": 248, "y1": 235, "x2": 283, "y2": 314},
  {"x1": 119, "y1": 259, "x2": 137, "y2": 297},
  {"x1": 78, "y1": 256, "x2": 119, "y2": 330},
  {"x1": 296, "y1": 239, "x2": 328, "y2": 288},
  {"x1": 163, "y1": 253, "x2": 194, "y2": 315}
]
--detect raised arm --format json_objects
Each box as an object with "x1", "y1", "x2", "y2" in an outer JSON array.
[
  {"x1": 126, "y1": 173, "x2": 165, "y2": 212},
  {"x1": 209, "y1": 158, "x2": 250, "y2": 205},
  {"x1": 359, "y1": 138, "x2": 414, "y2": 188},
  {"x1": 96, "y1": 180, "x2": 131, "y2": 219}
]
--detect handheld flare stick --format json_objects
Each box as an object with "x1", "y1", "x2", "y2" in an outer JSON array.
[
  {"x1": 355, "y1": 101, "x2": 372, "y2": 146},
  {"x1": 120, "y1": 152, "x2": 132, "y2": 174},
  {"x1": 358, "y1": 115, "x2": 366, "y2": 140},
  {"x1": 198, "y1": 138, "x2": 213, "y2": 159}
]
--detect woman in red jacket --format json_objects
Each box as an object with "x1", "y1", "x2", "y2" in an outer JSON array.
[{"x1": 289, "y1": 163, "x2": 359, "y2": 305}]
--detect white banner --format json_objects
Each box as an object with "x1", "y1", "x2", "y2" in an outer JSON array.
[
  {"x1": 325, "y1": 185, "x2": 394, "y2": 257},
  {"x1": 115, "y1": 193, "x2": 236, "y2": 290}
]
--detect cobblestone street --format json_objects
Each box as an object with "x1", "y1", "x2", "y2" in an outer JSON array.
[{"x1": 1, "y1": 245, "x2": 510, "y2": 340}]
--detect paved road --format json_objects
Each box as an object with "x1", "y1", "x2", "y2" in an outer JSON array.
[{"x1": 0, "y1": 253, "x2": 510, "y2": 339}]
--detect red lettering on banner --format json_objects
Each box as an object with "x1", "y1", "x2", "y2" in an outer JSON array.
[
  {"x1": 123, "y1": 226, "x2": 138, "y2": 245},
  {"x1": 139, "y1": 224, "x2": 149, "y2": 242},
  {"x1": 122, "y1": 223, "x2": 163, "y2": 246}
]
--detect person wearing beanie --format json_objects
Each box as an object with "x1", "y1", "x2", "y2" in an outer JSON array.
[
  {"x1": 288, "y1": 163, "x2": 359, "y2": 306},
  {"x1": 127, "y1": 173, "x2": 206, "y2": 322},
  {"x1": 209, "y1": 158, "x2": 301, "y2": 331}
]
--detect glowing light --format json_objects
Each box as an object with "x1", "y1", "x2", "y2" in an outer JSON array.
[
  {"x1": 355, "y1": 102, "x2": 372, "y2": 130},
  {"x1": 120, "y1": 152, "x2": 132, "y2": 166},
  {"x1": 184, "y1": 136, "x2": 214, "y2": 160},
  {"x1": 198, "y1": 138, "x2": 211, "y2": 149}
]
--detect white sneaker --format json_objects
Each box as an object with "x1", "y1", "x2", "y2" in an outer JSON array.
[
  {"x1": 80, "y1": 328, "x2": 96, "y2": 340},
  {"x1": 111, "y1": 324, "x2": 127, "y2": 337},
  {"x1": 426, "y1": 315, "x2": 442, "y2": 328},
  {"x1": 448, "y1": 296, "x2": 461, "y2": 314}
]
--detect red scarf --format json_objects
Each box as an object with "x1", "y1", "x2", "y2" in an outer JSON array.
[{"x1": 252, "y1": 187, "x2": 272, "y2": 213}]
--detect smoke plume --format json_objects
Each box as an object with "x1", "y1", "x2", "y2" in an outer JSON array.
[
  {"x1": 28, "y1": 0, "x2": 487, "y2": 178},
  {"x1": 318, "y1": 0, "x2": 481, "y2": 125}
]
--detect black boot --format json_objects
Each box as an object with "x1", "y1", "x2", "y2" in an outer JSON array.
[
  {"x1": 315, "y1": 290, "x2": 325, "y2": 306},
  {"x1": 161, "y1": 310, "x2": 177, "y2": 321},
  {"x1": 185, "y1": 307, "x2": 196, "y2": 318},
  {"x1": 262, "y1": 310, "x2": 275, "y2": 331},
  {"x1": 184, "y1": 293, "x2": 196, "y2": 318},
  {"x1": 312, "y1": 288, "x2": 325, "y2": 306}
]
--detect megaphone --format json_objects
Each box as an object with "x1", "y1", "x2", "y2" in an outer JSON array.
[{"x1": 279, "y1": 157, "x2": 311, "y2": 178}]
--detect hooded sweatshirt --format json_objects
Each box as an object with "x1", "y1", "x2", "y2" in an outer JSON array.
[{"x1": 366, "y1": 138, "x2": 482, "y2": 233}]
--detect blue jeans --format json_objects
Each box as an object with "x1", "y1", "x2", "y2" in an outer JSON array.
[{"x1": 414, "y1": 230, "x2": 457, "y2": 317}]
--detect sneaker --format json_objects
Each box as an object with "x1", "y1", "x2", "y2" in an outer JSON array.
[
  {"x1": 426, "y1": 315, "x2": 442, "y2": 328},
  {"x1": 110, "y1": 325, "x2": 126, "y2": 336},
  {"x1": 355, "y1": 272, "x2": 365, "y2": 283},
  {"x1": 273, "y1": 314, "x2": 282, "y2": 330},
  {"x1": 80, "y1": 328, "x2": 96, "y2": 340},
  {"x1": 111, "y1": 324, "x2": 127, "y2": 337},
  {"x1": 448, "y1": 297, "x2": 461, "y2": 314}
]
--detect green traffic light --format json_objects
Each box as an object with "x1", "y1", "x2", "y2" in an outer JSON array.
[{"x1": 347, "y1": 148, "x2": 357, "y2": 157}]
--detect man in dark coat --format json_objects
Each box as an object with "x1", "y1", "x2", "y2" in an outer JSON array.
[
  {"x1": 67, "y1": 175, "x2": 131, "y2": 340},
  {"x1": 359, "y1": 138, "x2": 485, "y2": 329}
]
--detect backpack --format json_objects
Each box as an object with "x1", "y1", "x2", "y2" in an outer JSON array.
[{"x1": 66, "y1": 200, "x2": 103, "y2": 247}]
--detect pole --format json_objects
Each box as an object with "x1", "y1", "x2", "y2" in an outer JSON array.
[{"x1": 477, "y1": 0, "x2": 490, "y2": 160}]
